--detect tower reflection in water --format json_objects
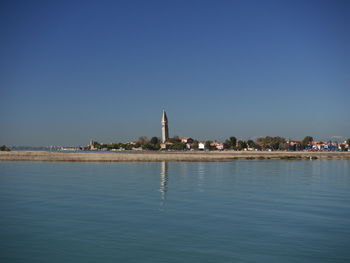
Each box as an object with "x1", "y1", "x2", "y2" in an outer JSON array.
[{"x1": 160, "y1": 161, "x2": 168, "y2": 201}]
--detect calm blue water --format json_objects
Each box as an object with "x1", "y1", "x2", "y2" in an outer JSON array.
[{"x1": 0, "y1": 161, "x2": 349, "y2": 263}]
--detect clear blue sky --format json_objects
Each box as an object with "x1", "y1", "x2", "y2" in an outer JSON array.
[{"x1": 1, "y1": 0, "x2": 349, "y2": 146}]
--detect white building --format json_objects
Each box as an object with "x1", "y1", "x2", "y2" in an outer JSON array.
[{"x1": 198, "y1": 142, "x2": 205, "y2": 150}]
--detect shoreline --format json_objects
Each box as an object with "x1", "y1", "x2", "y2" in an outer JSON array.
[{"x1": 0, "y1": 151, "x2": 350, "y2": 162}]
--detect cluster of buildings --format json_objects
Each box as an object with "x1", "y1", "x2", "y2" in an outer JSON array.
[
  {"x1": 86, "y1": 110, "x2": 349, "y2": 151},
  {"x1": 161, "y1": 110, "x2": 349, "y2": 151},
  {"x1": 160, "y1": 110, "x2": 225, "y2": 150},
  {"x1": 287, "y1": 140, "x2": 348, "y2": 152},
  {"x1": 160, "y1": 137, "x2": 224, "y2": 150}
]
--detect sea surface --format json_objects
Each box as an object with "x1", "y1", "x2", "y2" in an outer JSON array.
[{"x1": 0, "y1": 161, "x2": 349, "y2": 263}]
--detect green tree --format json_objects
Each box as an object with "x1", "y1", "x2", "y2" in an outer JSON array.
[
  {"x1": 296, "y1": 143, "x2": 304, "y2": 151},
  {"x1": 223, "y1": 139, "x2": 231, "y2": 149},
  {"x1": 299, "y1": 136, "x2": 313, "y2": 150},
  {"x1": 346, "y1": 138, "x2": 350, "y2": 146},
  {"x1": 237, "y1": 140, "x2": 247, "y2": 150},
  {"x1": 256, "y1": 136, "x2": 286, "y2": 150},
  {"x1": 278, "y1": 142, "x2": 288, "y2": 150},
  {"x1": 124, "y1": 144, "x2": 134, "y2": 150},
  {"x1": 229, "y1": 137, "x2": 237, "y2": 148},
  {"x1": 169, "y1": 142, "x2": 186, "y2": 150},
  {"x1": 150, "y1": 137, "x2": 159, "y2": 145},
  {"x1": 92, "y1": 141, "x2": 101, "y2": 149},
  {"x1": 0, "y1": 145, "x2": 10, "y2": 151},
  {"x1": 302, "y1": 136, "x2": 313, "y2": 145},
  {"x1": 168, "y1": 137, "x2": 181, "y2": 143},
  {"x1": 137, "y1": 136, "x2": 148, "y2": 146},
  {"x1": 247, "y1": 140, "x2": 255, "y2": 148},
  {"x1": 205, "y1": 141, "x2": 213, "y2": 150},
  {"x1": 142, "y1": 143, "x2": 155, "y2": 150}
]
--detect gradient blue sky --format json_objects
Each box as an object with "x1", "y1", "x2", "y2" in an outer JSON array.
[{"x1": 1, "y1": 0, "x2": 349, "y2": 146}]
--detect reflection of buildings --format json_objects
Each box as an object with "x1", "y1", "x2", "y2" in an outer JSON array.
[{"x1": 160, "y1": 161, "x2": 168, "y2": 200}]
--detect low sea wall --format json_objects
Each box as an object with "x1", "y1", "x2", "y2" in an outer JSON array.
[{"x1": 1, "y1": 151, "x2": 350, "y2": 162}]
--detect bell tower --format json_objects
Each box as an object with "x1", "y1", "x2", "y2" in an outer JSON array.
[{"x1": 161, "y1": 110, "x2": 169, "y2": 143}]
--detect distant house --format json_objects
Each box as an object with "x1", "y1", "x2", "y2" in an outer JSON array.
[
  {"x1": 210, "y1": 141, "x2": 224, "y2": 150},
  {"x1": 160, "y1": 141, "x2": 174, "y2": 149},
  {"x1": 288, "y1": 144, "x2": 297, "y2": 151},
  {"x1": 179, "y1": 137, "x2": 188, "y2": 143},
  {"x1": 286, "y1": 140, "x2": 301, "y2": 151},
  {"x1": 198, "y1": 142, "x2": 205, "y2": 150},
  {"x1": 179, "y1": 137, "x2": 194, "y2": 144}
]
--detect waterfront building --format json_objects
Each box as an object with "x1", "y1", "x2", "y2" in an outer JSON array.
[
  {"x1": 198, "y1": 142, "x2": 205, "y2": 150},
  {"x1": 179, "y1": 137, "x2": 194, "y2": 144},
  {"x1": 211, "y1": 141, "x2": 224, "y2": 150}
]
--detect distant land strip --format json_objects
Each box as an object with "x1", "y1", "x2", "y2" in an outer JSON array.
[{"x1": 1, "y1": 151, "x2": 350, "y2": 162}]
